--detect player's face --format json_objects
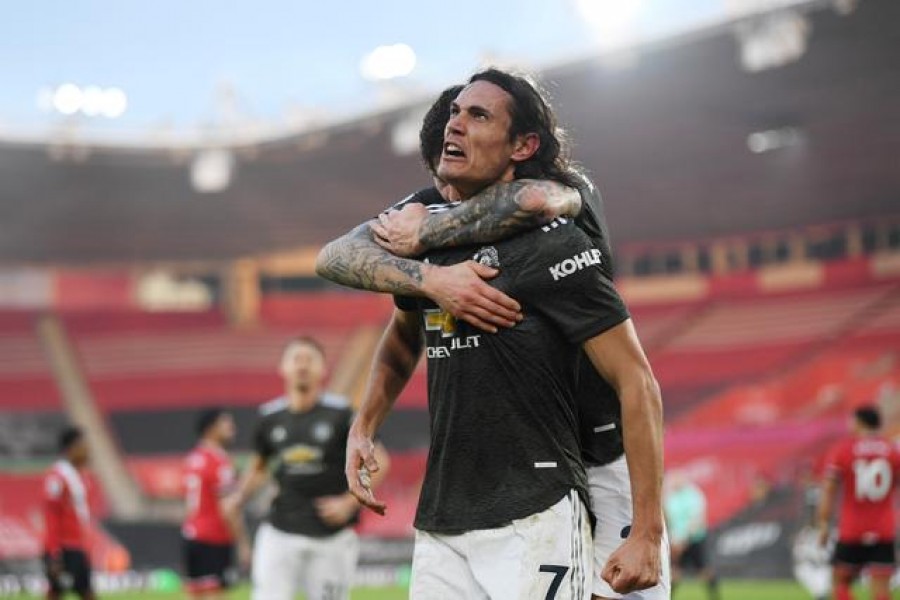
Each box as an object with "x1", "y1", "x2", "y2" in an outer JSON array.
[
  {"x1": 279, "y1": 342, "x2": 326, "y2": 392},
  {"x1": 437, "y1": 81, "x2": 519, "y2": 197},
  {"x1": 215, "y1": 413, "x2": 236, "y2": 446},
  {"x1": 69, "y1": 438, "x2": 90, "y2": 466}
]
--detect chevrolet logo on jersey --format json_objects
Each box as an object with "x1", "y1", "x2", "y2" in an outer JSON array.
[
  {"x1": 282, "y1": 444, "x2": 322, "y2": 464},
  {"x1": 424, "y1": 309, "x2": 457, "y2": 338},
  {"x1": 423, "y1": 308, "x2": 481, "y2": 358}
]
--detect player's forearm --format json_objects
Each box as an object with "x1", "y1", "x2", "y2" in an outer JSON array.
[
  {"x1": 354, "y1": 314, "x2": 423, "y2": 437},
  {"x1": 316, "y1": 222, "x2": 434, "y2": 295},
  {"x1": 583, "y1": 322, "x2": 665, "y2": 541},
  {"x1": 232, "y1": 458, "x2": 268, "y2": 507},
  {"x1": 220, "y1": 498, "x2": 249, "y2": 545},
  {"x1": 418, "y1": 179, "x2": 581, "y2": 250},
  {"x1": 816, "y1": 478, "x2": 837, "y2": 529},
  {"x1": 619, "y1": 372, "x2": 665, "y2": 541}
]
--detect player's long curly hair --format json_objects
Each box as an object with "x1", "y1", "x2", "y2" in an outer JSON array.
[{"x1": 468, "y1": 68, "x2": 579, "y2": 188}]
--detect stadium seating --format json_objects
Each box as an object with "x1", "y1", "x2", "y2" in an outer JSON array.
[
  {"x1": 661, "y1": 282, "x2": 900, "y2": 526},
  {"x1": 64, "y1": 294, "x2": 392, "y2": 412},
  {"x1": 648, "y1": 285, "x2": 897, "y2": 408},
  {"x1": 0, "y1": 311, "x2": 61, "y2": 411}
]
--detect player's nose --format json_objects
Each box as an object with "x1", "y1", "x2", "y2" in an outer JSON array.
[{"x1": 446, "y1": 114, "x2": 465, "y2": 137}]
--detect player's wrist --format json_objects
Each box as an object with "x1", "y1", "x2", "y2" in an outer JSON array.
[
  {"x1": 417, "y1": 216, "x2": 437, "y2": 251},
  {"x1": 349, "y1": 418, "x2": 377, "y2": 440},
  {"x1": 629, "y1": 520, "x2": 665, "y2": 542},
  {"x1": 418, "y1": 262, "x2": 440, "y2": 297}
]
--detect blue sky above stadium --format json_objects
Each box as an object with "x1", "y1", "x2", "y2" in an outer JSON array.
[{"x1": 2, "y1": 0, "x2": 732, "y2": 133}]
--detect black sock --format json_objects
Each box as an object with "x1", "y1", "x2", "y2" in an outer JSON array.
[{"x1": 707, "y1": 576, "x2": 721, "y2": 600}]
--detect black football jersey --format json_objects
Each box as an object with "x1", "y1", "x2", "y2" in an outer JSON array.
[
  {"x1": 253, "y1": 394, "x2": 357, "y2": 537},
  {"x1": 397, "y1": 180, "x2": 627, "y2": 467},
  {"x1": 396, "y1": 208, "x2": 630, "y2": 532}
]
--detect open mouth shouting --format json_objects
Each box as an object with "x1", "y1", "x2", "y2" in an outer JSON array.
[{"x1": 443, "y1": 141, "x2": 466, "y2": 161}]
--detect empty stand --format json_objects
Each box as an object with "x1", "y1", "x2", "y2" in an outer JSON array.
[
  {"x1": 0, "y1": 312, "x2": 60, "y2": 412},
  {"x1": 64, "y1": 297, "x2": 390, "y2": 412},
  {"x1": 664, "y1": 286, "x2": 893, "y2": 348}
]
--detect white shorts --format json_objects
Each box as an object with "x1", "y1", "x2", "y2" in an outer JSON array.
[
  {"x1": 251, "y1": 522, "x2": 359, "y2": 600},
  {"x1": 589, "y1": 457, "x2": 671, "y2": 599},
  {"x1": 410, "y1": 490, "x2": 593, "y2": 600}
]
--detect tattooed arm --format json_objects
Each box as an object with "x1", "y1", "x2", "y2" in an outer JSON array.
[
  {"x1": 316, "y1": 221, "x2": 521, "y2": 332},
  {"x1": 316, "y1": 222, "x2": 431, "y2": 296},
  {"x1": 372, "y1": 179, "x2": 581, "y2": 257}
]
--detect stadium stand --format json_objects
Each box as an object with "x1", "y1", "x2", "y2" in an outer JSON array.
[{"x1": 0, "y1": 312, "x2": 61, "y2": 412}]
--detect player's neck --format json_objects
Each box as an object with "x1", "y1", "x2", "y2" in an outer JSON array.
[
  {"x1": 200, "y1": 437, "x2": 223, "y2": 452},
  {"x1": 286, "y1": 388, "x2": 319, "y2": 413},
  {"x1": 454, "y1": 168, "x2": 515, "y2": 200},
  {"x1": 61, "y1": 456, "x2": 83, "y2": 469}
]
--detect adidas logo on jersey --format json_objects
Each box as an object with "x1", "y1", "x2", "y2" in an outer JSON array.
[{"x1": 549, "y1": 248, "x2": 603, "y2": 281}]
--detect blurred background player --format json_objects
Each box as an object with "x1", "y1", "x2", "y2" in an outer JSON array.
[
  {"x1": 792, "y1": 465, "x2": 832, "y2": 600},
  {"x1": 665, "y1": 472, "x2": 720, "y2": 600},
  {"x1": 182, "y1": 408, "x2": 248, "y2": 598},
  {"x1": 817, "y1": 405, "x2": 900, "y2": 600},
  {"x1": 43, "y1": 426, "x2": 95, "y2": 600},
  {"x1": 228, "y1": 336, "x2": 390, "y2": 600}
]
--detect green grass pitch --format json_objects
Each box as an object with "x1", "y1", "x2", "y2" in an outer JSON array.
[{"x1": 24, "y1": 580, "x2": 900, "y2": 599}]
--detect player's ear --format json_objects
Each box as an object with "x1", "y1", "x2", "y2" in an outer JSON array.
[{"x1": 511, "y1": 132, "x2": 540, "y2": 163}]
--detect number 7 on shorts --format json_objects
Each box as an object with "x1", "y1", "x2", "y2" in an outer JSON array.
[{"x1": 540, "y1": 564, "x2": 569, "y2": 599}]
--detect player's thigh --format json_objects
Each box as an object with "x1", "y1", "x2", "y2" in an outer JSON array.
[
  {"x1": 197, "y1": 542, "x2": 236, "y2": 590},
  {"x1": 252, "y1": 523, "x2": 303, "y2": 600},
  {"x1": 63, "y1": 549, "x2": 93, "y2": 596},
  {"x1": 410, "y1": 529, "x2": 484, "y2": 600},
  {"x1": 589, "y1": 460, "x2": 633, "y2": 597},
  {"x1": 588, "y1": 460, "x2": 671, "y2": 600},
  {"x1": 43, "y1": 553, "x2": 64, "y2": 594},
  {"x1": 304, "y1": 529, "x2": 359, "y2": 600},
  {"x1": 471, "y1": 490, "x2": 593, "y2": 600}
]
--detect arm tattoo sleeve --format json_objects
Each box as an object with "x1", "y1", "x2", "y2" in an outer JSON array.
[
  {"x1": 316, "y1": 222, "x2": 427, "y2": 295},
  {"x1": 418, "y1": 179, "x2": 581, "y2": 250}
]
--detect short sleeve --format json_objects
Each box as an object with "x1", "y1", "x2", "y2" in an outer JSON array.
[
  {"x1": 573, "y1": 172, "x2": 615, "y2": 280},
  {"x1": 513, "y1": 222, "x2": 629, "y2": 344},
  {"x1": 44, "y1": 474, "x2": 64, "y2": 501},
  {"x1": 394, "y1": 295, "x2": 419, "y2": 312},
  {"x1": 823, "y1": 443, "x2": 846, "y2": 478}
]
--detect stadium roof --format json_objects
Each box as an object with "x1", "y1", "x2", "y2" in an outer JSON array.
[{"x1": 0, "y1": 0, "x2": 897, "y2": 264}]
